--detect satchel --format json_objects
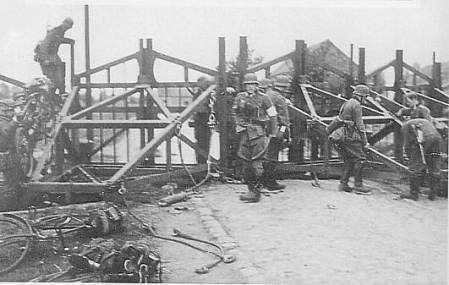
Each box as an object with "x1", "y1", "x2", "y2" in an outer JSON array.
[{"x1": 328, "y1": 126, "x2": 347, "y2": 143}]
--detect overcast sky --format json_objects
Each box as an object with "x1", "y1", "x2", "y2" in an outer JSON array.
[{"x1": 0, "y1": 0, "x2": 448, "y2": 84}]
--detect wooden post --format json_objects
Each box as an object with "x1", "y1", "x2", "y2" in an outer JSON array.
[
  {"x1": 84, "y1": 5, "x2": 93, "y2": 145},
  {"x1": 349, "y1": 44, "x2": 354, "y2": 80},
  {"x1": 434, "y1": 62, "x2": 442, "y2": 89},
  {"x1": 70, "y1": 42, "x2": 75, "y2": 88},
  {"x1": 394, "y1": 49, "x2": 404, "y2": 162},
  {"x1": 238, "y1": 36, "x2": 248, "y2": 91},
  {"x1": 289, "y1": 40, "x2": 306, "y2": 162},
  {"x1": 145, "y1": 39, "x2": 156, "y2": 165},
  {"x1": 217, "y1": 37, "x2": 229, "y2": 172},
  {"x1": 358, "y1": 47, "x2": 366, "y2": 84}
]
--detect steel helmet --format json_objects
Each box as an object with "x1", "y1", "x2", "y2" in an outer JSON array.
[
  {"x1": 259, "y1": 78, "x2": 273, "y2": 89},
  {"x1": 274, "y1": 75, "x2": 290, "y2": 87},
  {"x1": 243, "y1": 73, "x2": 259, "y2": 85},
  {"x1": 352, "y1": 84, "x2": 370, "y2": 97},
  {"x1": 63, "y1": 17, "x2": 74, "y2": 27}
]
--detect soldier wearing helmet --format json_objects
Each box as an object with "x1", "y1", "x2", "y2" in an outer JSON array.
[
  {"x1": 0, "y1": 99, "x2": 25, "y2": 211},
  {"x1": 327, "y1": 84, "x2": 371, "y2": 195},
  {"x1": 396, "y1": 91, "x2": 431, "y2": 121},
  {"x1": 192, "y1": 76, "x2": 213, "y2": 164},
  {"x1": 258, "y1": 75, "x2": 291, "y2": 191},
  {"x1": 399, "y1": 118, "x2": 442, "y2": 201},
  {"x1": 232, "y1": 73, "x2": 279, "y2": 203},
  {"x1": 34, "y1": 17, "x2": 74, "y2": 96}
]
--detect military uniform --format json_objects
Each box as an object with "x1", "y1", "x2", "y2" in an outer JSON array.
[
  {"x1": 397, "y1": 104, "x2": 431, "y2": 121},
  {"x1": 328, "y1": 85, "x2": 370, "y2": 194},
  {"x1": 401, "y1": 118, "x2": 442, "y2": 200},
  {"x1": 34, "y1": 18, "x2": 73, "y2": 95},
  {"x1": 262, "y1": 85, "x2": 290, "y2": 190},
  {"x1": 233, "y1": 77, "x2": 278, "y2": 202},
  {"x1": 192, "y1": 86, "x2": 211, "y2": 164},
  {"x1": 0, "y1": 100, "x2": 24, "y2": 211}
]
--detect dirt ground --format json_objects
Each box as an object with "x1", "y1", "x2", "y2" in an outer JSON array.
[{"x1": 1, "y1": 177, "x2": 447, "y2": 284}]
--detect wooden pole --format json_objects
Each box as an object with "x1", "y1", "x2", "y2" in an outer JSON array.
[
  {"x1": 289, "y1": 40, "x2": 306, "y2": 162},
  {"x1": 349, "y1": 44, "x2": 354, "y2": 80},
  {"x1": 394, "y1": 49, "x2": 404, "y2": 162},
  {"x1": 358, "y1": 47, "x2": 366, "y2": 84},
  {"x1": 238, "y1": 36, "x2": 248, "y2": 91},
  {"x1": 84, "y1": 5, "x2": 93, "y2": 144},
  {"x1": 217, "y1": 37, "x2": 229, "y2": 171}
]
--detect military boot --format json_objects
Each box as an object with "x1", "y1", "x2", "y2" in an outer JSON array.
[
  {"x1": 400, "y1": 176, "x2": 420, "y2": 201},
  {"x1": 338, "y1": 182, "x2": 353, "y2": 192},
  {"x1": 239, "y1": 183, "x2": 261, "y2": 203},
  {"x1": 428, "y1": 175, "x2": 440, "y2": 201},
  {"x1": 264, "y1": 179, "x2": 286, "y2": 191}
]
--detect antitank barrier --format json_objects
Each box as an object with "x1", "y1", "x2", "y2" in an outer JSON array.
[{"x1": 1, "y1": 31, "x2": 448, "y2": 203}]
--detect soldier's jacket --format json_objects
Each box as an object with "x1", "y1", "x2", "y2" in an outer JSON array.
[
  {"x1": 397, "y1": 105, "x2": 431, "y2": 121},
  {"x1": 337, "y1": 98, "x2": 367, "y2": 144},
  {"x1": 232, "y1": 91, "x2": 275, "y2": 135},
  {"x1": 0, "y1": 116, "x2": 17, "y2": 153},
  {"x1": 266, "y1": 89, "x2": 290, "y2": 127},
  {"x1": 35, "y1": 26, "x2": 70, "y2": 64},
  {"x1": 402, "y1": 118, "x2": 441, "y2": 152}
]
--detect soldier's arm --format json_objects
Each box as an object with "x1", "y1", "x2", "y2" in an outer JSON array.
[
  {"x1": 232, "y1": 96, "x2": 246, "y2": 133},
  {"x1": 353, "y1": 103, "x2": 368, "y2": 145},
  {"x1": 263, "y1": 96, "x2": 279, "y2": 137}
]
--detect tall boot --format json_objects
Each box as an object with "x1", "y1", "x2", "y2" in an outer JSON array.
[
  {"x1": 428, "y1": 175, "x2": 440, "y2": 201},
  {"x1": 401, "y1": 176, "x2": 420, "y2": 201},
  {"x1": 339, "y1": 160, "x2": 353, "y2": 192},
  {"x1": 263, "y1": 162, "x2": 285, "y2": 191},
  {"x1": 239, "y1": 183, "x2": 261, "y2": 203},
  {"x1": 354, "y1": 160, "x2": 371, "y2": 195}
]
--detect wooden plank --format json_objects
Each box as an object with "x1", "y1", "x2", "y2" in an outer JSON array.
[
  {"x1": 0, "y1": 74, "x2": 25, "y2": 88},
  {"x1": 30, "y1": 86, "x2": 81, "y2": 181},
  {"x1": 401, "y1": 88, "x2": 449, "y2": 107},
  {"x1": 125, "y1": 164, "x2": 208, "y2": 190},
  {"x1": 366, "y1": 59, "x2": 395, "y2": 78},
  {"x1": 70, "y1": 87, "x2": 139, "y2": 119},
  {"x1": 63, "y1": 119, "x2": 170, "y2": 128},
  {"x1": 432, "y1": 88, "x2": 449, "y2": 102},
  {"x1": 146, "y1": 87, "x2": 174, "y2": 118},
  {"x1": 154, "y1": 50, "x2": 218, "y2": 76},
  {"x1": 25, "y1": 182, "x2": 105, "y2": 193},
  {"x1": 108, "y1": 85, "x2": 216, "y2": 183},
  {"x1": 300, "y1": 84, "x2": 319, "y2": 117},
  {"x1": 316, "y1": 62, "x2": 349, "y2": 78},
  {"x1": 75, "y1": 52, "x2": 139, "y2": 78},
  {"x1": 368, "y1": 122, "x2": 397, "y2": 145},
  {"x1": 246, "y1": 52, "x2": 294, "y2": 73},
  {"x1": 402, "y1": 62, "x2": 434, "y2": 84},
  {"x1": 306, "y1": 84, "x2": 387, "y2": 116}
]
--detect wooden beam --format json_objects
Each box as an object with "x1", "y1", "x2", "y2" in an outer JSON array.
[
  {"x1": 402, "y1": 62, "x2": 434, "y2": 84},
  {"x1": 154, "y1": 50, "x2": 218, "y2": 76},
  {"x1": 63, "y1": 119, "x2": 170, "y2": 128},
  {"x1": 108, "y1": 85, "x2": 216, "y2": 183},
  {"x1": 316, "y1": 62, "x2": 349, "y2": 79},
  {"x1": 401, "y1": 88, "x2": 449, "y2": 107},
  {"x1": 300, "y1": 84, "x2": 319, "y2": 117},
  {"x1": 177, "y1": 133, "x2": 218, "y2": 163},
  {"x1": 246, "y1": 52, "x2": 294, "y2": 73},
  {"x1": 30, "y1": 86, "x2": 81, "y2": 181},
  {"x1": 25, "y1": 182, "x2": 105, "y2": 194},
  {"x1": 75, "y1": 52, "x2": 139, "y2": 78},
  {"x1": 358, "y1": 47, "x2": 366, "y2": 84},
  {"x1": 368, "y1": 122, "x2": 397, "y2": 145},
  {"x1": 70, "y1": 87, "x2": 139, "y2": 119},
  {"x1": 0, "y1": 74, "x2": 25, "y2": 88},
  {"x1": 145, "y1": 87, "x2": 173, "y2": 118},
  {"x1": 366, "y1": 59, "x2": 395, "y2": 79}
]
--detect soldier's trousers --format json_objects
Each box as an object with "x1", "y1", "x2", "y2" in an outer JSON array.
[
  {"x1": 193, "y1": 113, "x2": 211, "y2": 164},
  {"x1": 237, "y1": 130, "x2": 268, "y2": 187},
  {"x1": 0, "y1": 166, "x2": 24, "y2": 212},
  {"x1": 40, "y1": 62, "x2": 66, "y2": 94},
  {"x1": 406, "y1": 138, "x2": 441, "y2": 194},
  {"x1": 335, "y1": 141, "x2": 365, "y2": 187}
]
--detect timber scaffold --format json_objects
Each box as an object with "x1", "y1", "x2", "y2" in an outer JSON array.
[{"x1": 0, "y1": 9, "x2": 447, "y2": 204}]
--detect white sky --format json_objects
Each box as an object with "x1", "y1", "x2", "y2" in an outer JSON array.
[{"x1": 0, "y1": 0, "x2": 448, "y2": 84}]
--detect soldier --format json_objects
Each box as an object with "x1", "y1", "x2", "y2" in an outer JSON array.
[
  {"x1": 259, "y1": 75, "x2": 290, "y2": 190},
  {"x1": 0, "y1": 99, "x2": 25, "y2": 211},
  {"x1": 232, "y1": 73, "x2": 278, "y2": 203},
  {"x1": 396, "y1": 91, "x2": 431, "y2": 121},
  {"x1": 400, "y1": 118, "x2": 442, "y2": 201},
  {"x1": 192, "y1": 76, "x2": 212, "y2": 164},
  {"x1": 327, "y1": 84, "x2": 371, "y2": 195},
  {"x1": 34, "y1": 17, "x2": 74, "y2": 96}
]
